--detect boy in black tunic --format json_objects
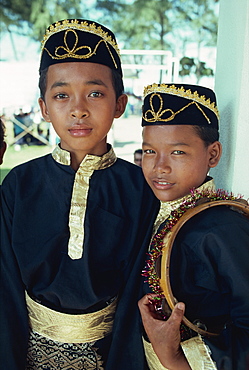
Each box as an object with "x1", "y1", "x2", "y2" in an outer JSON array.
[
  {"x1": 0, "y1": 20, "x2": 159, "y2": 370},
  {"x1": 138, "y1": 83, "x2": 249, "y2": 370}
]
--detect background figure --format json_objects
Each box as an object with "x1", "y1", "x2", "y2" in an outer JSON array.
[
  {"x1": 134, "y1": 148, "x2": 142, "y2": 167},
  {"x1": 0, "y1": 118, "x2": 7, "y2": 165},
  {"x1": 13, "y1": 108, "x2": 29, "y2": 145}
]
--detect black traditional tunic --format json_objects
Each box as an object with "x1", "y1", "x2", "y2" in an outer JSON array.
[{"x1": 0, "y1": 145, "x2": 160, "y2": 370}]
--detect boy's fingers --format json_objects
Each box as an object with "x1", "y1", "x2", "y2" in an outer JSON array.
[
  {"x1": 138, "y1": 294, "x2": 157, "y2": 311},
  {"x1": 138, "y1": 294, "x2": 163, "y2": 319},
  {"x1": 169, "y1": 302, "x2": 185, "y2": 325}
]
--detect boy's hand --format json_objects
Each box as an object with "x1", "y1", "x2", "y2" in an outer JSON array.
[{"x1": 138, "y1": 294, "x2": 191, "y2": 370}]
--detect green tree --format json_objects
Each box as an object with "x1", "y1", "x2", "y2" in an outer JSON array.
[
  {"x1": 1, "y1": 0, "x2": 92, "y2": 42},
  {"x1": 96, "y1": 0, "x2": 173, "y2": 50},
  {"x1": 1, "y1": 0, "x2": 219, "y2": 81},
  {"x1": 96, "y1": 0, "x2": 174, "y2": 82},
  {"x1": 96, "y1": 0, "x2": 219, "y2": 83},
  {"x1": 170, "y1": 0, "x2": 219, "y2": 82}
]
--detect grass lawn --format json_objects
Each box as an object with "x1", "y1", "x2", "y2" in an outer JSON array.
[
  {"x1": 1, "y1": 144, "x2": 52, "y2": 184},
  {"x1": 1, "y1": 118, "x2": 52, "y2": 184}
]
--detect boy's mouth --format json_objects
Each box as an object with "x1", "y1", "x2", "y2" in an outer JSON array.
[
  {"x1": 153, "y1": 179, "x2": 174, "y2": 190},
  {"x1": 69, "y1": 125, "x2": 92, "y2": 137},
  {"x1": 157, "y1": 180, "x2": 171, "y2": 185}
]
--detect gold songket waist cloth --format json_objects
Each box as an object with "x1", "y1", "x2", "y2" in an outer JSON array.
[{"x1": 25, "y1": 292, "x2": 117, "y2": 343}]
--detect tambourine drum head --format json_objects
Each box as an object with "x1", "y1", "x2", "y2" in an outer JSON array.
[{"x1": 157, "y1": 199, "x2": 249, "y2": 337}]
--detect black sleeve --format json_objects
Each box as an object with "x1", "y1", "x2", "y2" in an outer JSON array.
[{"x1": 1, "y1": 173, "x2": 29, "y2": 370}]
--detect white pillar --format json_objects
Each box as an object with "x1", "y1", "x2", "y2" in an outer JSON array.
[{"x1": 210, "y1": 0, "x2": 249, "y2": 199}]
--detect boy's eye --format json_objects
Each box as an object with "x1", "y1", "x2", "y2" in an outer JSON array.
[
  {"x1": 143, "y1": 149, "x2": 155, "y2": 154},
  {"x1": 89, "y1": 91, "x2": 103, "y2": 98},
  {"x1": 54, "y1": 93, "x2": 68, "y2": 99},
  {"x1": 172, "y1": 150, "x2": 185, "y2": 155}
]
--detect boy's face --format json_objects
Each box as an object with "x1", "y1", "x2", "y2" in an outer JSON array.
[
  {"x1": 134, "y1": 153, "x2": 142, "y2": 167},
  {"x1": 142, "y1": 125, "x2": 221, "y2": 202},
  {"x1": 39, "y1": 62, "x2": 127, "y2": 160}
]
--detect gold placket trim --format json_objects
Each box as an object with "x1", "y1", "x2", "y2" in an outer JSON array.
[{"x1": 52, "y1": 145, "x2": 117, "y2": 260}]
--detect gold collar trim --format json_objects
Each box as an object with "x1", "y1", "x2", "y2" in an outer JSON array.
[
  {"x1": 52, "y1": 144, "x2": 116, "y2": 170},
  {"x1": 152, "y1": 179, "x2": 215, "y2": 237},
  {"x1": 52, "y1": 145, "x2": 116, "y2": 259},
  {"x1": 25, "y1": 292, "x2": 117, "y2": 343}
]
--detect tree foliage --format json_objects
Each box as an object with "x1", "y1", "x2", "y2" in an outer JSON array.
[
  {"x1": 96, "y1": 0, "x2": 173, "y2": 50},
  {"x1": 1, "y1": 0, "x2": 91, "y2": 40},
  {"x1": 1, "y1": 0, "x2": 219, "y2": 81}
]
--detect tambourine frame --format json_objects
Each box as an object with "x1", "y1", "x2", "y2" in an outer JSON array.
[{"x1": 160, "y1": 199, "x2": 249, "y2": 337}]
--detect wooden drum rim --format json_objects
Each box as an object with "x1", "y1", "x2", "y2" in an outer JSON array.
[{"x1": 160, "y1": 199, "x2": 249, "y2": 337}]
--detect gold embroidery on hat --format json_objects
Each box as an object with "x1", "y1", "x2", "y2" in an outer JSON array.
[
  {"x1": 143, "y1": 93, "x2": 211, "y2": 124},
  {"x1": 143, "y1": 83, "x2": 219, "y2": 120},
  {"x1": 44, "y1": 28, "x2": 118, "y2": 69},
  {"x1": 41, "y1": 19, "x2": 120, "y2": 58}
]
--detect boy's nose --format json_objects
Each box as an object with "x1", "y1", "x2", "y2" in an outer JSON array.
[
  {"x1": 154, "y1": 157, "x2": 171, "y2": 174},
  {"x1": 70, "y1": 102, "x2": 89, "y2": 119}
]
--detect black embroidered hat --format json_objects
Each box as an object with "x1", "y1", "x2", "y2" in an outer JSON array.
[
  {"x1": 141, "y1": 83, "x2": 219, "y2": 130},
  {"x1": 39, "y1": 19, "x2": 122, "y2": 76}
]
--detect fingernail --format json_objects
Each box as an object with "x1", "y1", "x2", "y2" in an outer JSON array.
[{"x1": 176, "y1": 302, "x2": 184, "y2": 311}]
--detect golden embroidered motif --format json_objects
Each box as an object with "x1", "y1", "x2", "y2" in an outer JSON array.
[
  {"x1": 41, "y1": 18, "x2": 120, "y2": 58},
  {"x1": 143, "y1": 83, "x2": 219, "y2": 120},
  {"x1": 44, "y1": 28, "x2": 118, "y2": 69},
  {"x1": 143, "y1": 93, "x2": 212, "y2": 124}
]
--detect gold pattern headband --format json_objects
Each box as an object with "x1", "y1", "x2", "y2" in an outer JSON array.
[
  {"x1": 41, "y1": 19, "x2": 121, "y2": 57},
  {"x1": 43, "y1": 29, "x2": 118, "y2": 69},
  {"x1": 143, "y1": 92, "x2": 212, "y2": 124},
  {"x1": 143, "y1": 83, "x2": 219, "y2": 120}
]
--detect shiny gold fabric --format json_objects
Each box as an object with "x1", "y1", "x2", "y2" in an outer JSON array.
[
  {"x1": 52, "y1": 145, "x2": 116, "y2": 259},
  {"x1": 26, "y1": 292, "x2": 117, "y2": 344},
  {"x1": 143, "y1": 335, "x2": 217, "y2": 370},
  {"x1": 142, "y1": 337, "x2": 169, "y2": 370},
  {"x1": 181, "y1": 335, "x2": 217, "y2": 370}
]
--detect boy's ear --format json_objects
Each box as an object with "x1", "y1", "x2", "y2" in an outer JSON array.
[
  {"x1": 114, "y1": 94, "x2": 128, "y2": 118},
  {"x1": 38, "y1": 98, "x2": 51, "y2": 122},
  {"x1": 208, "y1": 141, "x2": 222, "y2": 168}
]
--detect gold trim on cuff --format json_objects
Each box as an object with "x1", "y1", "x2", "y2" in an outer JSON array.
[
  {"x1": 181, "y1": 335, "x2": 217, "y2": 370},
  {"x1": 142, "y1": 337, "x2": 169, "y2": 370},
  {"x1": 26, "y1": 292, "x2": 117, "y2": 343}
]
